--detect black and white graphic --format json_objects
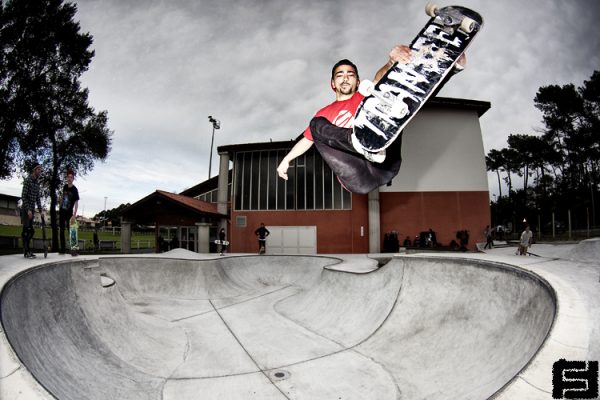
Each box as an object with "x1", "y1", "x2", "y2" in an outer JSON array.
[
  {"x1": 552, "y1": 359, "x2": 599, "y2": 399},
  {"x1": 353, "y1": 5, "x2": 483, "y2": 153}
]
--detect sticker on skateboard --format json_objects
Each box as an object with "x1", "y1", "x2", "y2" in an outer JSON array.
[{"x1": 353, "y1": 3, "x2": 483, "y2": 154}]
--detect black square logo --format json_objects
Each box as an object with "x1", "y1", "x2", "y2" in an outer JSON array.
[{"x1": 553, "y1": 359, "x2": 599, "y2": 399}]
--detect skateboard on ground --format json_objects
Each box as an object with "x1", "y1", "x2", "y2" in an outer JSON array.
[
  {"x1": 259, "y1": 243, "x2": 266, "y2": 255},
  {"x1": 352, "y1": 3, "x2": 483, "y2": 154},
  {"x1": 69, "y1": 218, "x2": 79, "y2": 256}
]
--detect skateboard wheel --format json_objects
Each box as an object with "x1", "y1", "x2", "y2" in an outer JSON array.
[
  {"x1": 460, "y1": 17, "x2": 476, "y2": 33},
  {"x1": 358, "y1": 80, "x2": 375, "y2": 96},
  {"x1": 425, "y1": 3, "x2": 439, "y2": 17}
]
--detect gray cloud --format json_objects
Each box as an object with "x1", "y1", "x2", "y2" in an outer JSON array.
[{"x1": 2, "y1": 0, "x2": 599, "y2": 215}]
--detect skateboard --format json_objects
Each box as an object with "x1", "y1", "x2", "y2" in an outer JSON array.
[
  {"x1": 352, "y1": 3, "x2": 483, "y2": 154},
  {"x1": 215, "y1": 239, "x2": 229, "y2": 255},
  {"x1": 259, "y1": 244, "x2": 266, "y2": 255},
  {"x1": 42, "y1": 219, "x2": 48, "y2": 258},
  {"x1": 69, "y1": 218, "x2": 79, "y2": 256}
]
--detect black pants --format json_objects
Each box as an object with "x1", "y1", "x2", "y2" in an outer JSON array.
[
  {"x1": 59, "y1": 209, "x2": 73, "y2": 253},
  {"x1": 310, "y1": 117, "x2": 403, "y2": 194},
  {"x1": 21, "y1": 210, "x2": 34, "y2": 254}
]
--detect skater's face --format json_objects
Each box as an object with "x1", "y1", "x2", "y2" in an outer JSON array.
[
  {"x1": 32, "y1": 166, "x2": 42, "y2": 178},
  {"x1": 331, "y1": 65, "x2": 359, "y2": 97}
]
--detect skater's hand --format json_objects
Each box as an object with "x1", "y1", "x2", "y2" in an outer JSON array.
[
  {"x1": 389, "y1": 45, "x2": 412, "y2": 65},
  {"x1": 456, "y1": 53, "x2": 467, "y2": 69},
  {"x1": 277, "y1": 159, "x2": 290, "y2": 180}
]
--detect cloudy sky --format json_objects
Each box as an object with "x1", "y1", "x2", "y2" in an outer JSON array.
[{"x1": 1, "y1": 0, "x2": 599, "y2": 217}]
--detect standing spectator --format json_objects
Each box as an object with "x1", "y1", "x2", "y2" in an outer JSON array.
[
  {"x1": 219, "y1": 228, "x2": 228, "y2": 256},
  {"x1": 93, "y1": 229, "x2": 99, "y2": 252},
  {"x1": 59, "y1": 169, "x2": 79, "y2": 255},
  {"x1": 254, "y1": 223, "x2": 270, "y2": 254},
  {"x1": 484, "y1": 225, "x2": 494, "y2": 249},
  {"x1": 518, "y1": 225, "x2": 533, "y2": 256},
  {"x1": 21, "y1": 164, "x2": 44, "y2": 259},
  {"x1": 457, "y1": 229, "x2": 470, "y2": 251}
]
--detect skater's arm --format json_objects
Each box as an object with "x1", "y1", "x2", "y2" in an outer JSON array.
[{"x1": 277, "y1": 137, "x2": 314, "y2": 180}]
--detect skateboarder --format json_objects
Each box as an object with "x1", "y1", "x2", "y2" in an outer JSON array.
[
  {"x1": 277, "y1": 45, "x2": 465, "y2": 194},
  {"x1": 58, "y1": 169, "x2": 79, "y2": 254},
  {"x1": 21, "y1": 164, "x2": 45, "y2": 259},
  {"x1": 254, "y1": 223, "x2": 270, "y2": 254},
  {"x1": 218, "y1": 228, "x2": 227, "y2": 256}
]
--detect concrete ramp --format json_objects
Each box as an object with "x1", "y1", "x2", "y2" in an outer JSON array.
[
  {"x1": 0, "y1": 255, "x2": 555, "y2": 400},
  {"x1": 568, "y1": 237, "x2": 600, "y2": 262}
]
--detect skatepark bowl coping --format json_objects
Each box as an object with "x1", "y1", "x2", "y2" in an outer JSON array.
[{"x1": 0, "y1": 254, "x2": 555, "y2": 400}]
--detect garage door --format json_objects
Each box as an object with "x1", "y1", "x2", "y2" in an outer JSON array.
[{"x1": 265, "y1": 226, "x2": 317, "y2": 254}]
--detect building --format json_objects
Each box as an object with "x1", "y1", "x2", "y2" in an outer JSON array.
[
  {"x1": 126, "y1": 97, "x2": 490, "y2": 254},
  {"x1": 0, "y1": 193, "x2": 21, "y2": 226}
]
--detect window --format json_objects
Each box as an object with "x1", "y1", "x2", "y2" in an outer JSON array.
[{"x1": 233, "y1": 148, "x2": 351, "y2": 211}]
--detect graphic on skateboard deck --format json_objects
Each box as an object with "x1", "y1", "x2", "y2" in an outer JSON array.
[
  {"x1": 353, "y1": 3, "x2": 483, "y2": 153},
  {"x1": 69, "y1": 218, "x2": 79, "y2": 254},
  {"x1": 213, "y1": 240, "x2": 230, "y2": 245}
]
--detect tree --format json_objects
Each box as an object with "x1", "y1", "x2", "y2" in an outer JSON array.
[
  {"x1": 0, "y1": 0, "x2": 112, "y2": 250},
  {"x1": 534, "y1": 72, "x2": 600, "y2": 191},
  {"x1": 485, "y1": 148, "x2": 504, "y2": 198},
  {"x1": 93, "y1": 203, "x2": 131, "y2": 228}
]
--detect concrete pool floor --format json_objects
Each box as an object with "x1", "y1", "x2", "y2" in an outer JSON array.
[{"x1": 0, "y1": 240, "x2": 599, "y2": 399}]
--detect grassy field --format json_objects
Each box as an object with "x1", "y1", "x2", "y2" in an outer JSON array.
[{"x1": 0, "y1": 224, "x2": 155, "y2": 253}]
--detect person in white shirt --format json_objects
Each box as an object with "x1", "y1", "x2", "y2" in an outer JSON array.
[{"x1": 518, "y1": 225, "x2": 533, "y2": 256}]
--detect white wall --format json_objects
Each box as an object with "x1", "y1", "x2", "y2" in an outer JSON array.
[
  {"x1": 380, "y1": 108, "x2": 488, "y2": 193},
  {"x1": 265, "y1": 226, "x2": 317, "y2": 254}
]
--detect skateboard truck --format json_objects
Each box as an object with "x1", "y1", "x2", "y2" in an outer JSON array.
[
  {"x1": 426, "y1": 3, "x2": 477, "y2": 33},
  {"x1": 359, "y1": 80, "x2": 409, "y2": 119}
]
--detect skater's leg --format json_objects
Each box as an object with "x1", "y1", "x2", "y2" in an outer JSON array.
[{"x1": 310, "y1": 117, "x2": 403, "y2": 193}]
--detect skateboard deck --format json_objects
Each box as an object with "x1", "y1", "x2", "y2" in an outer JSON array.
[
  {"x1": 353, "y1": 4, "x2": 483, "y2": 153},
  {"x1": 69, "y1": 219, "x2": 79, "y2": 253},
  {"x1": 214, "y1": 240, "x2": 230, "y2": 245},
  {"x1": 259, "y1": 244, "x2": 265, "y2": 255}
]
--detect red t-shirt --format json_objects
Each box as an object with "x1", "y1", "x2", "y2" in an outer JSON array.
[{"x1": 303, "y1": 93, "x2": 365, "y2": 141}]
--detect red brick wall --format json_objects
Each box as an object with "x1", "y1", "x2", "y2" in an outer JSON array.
[
  {"x1": 229, "y1": 191, "x2": 490, "y2": 253},
  {"x1": 230, "y1": 193, "x2": 369, "y2": 253},
  {"x1": 380, "y1": 191, "x2": 491, "y2": 249}
]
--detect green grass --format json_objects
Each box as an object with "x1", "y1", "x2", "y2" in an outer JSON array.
[{"x1": 0, "y1": 224, "x2": 155, "y2": 252}]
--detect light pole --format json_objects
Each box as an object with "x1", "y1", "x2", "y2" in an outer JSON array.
[{"x1": 208, "y1": 116, "x2": 221, "y2": 179}]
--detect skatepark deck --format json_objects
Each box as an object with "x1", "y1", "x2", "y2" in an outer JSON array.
[{"x1": 1, "y1": 242, "x2": 599, "y2": 399}]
